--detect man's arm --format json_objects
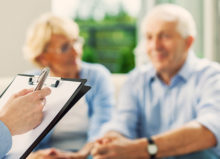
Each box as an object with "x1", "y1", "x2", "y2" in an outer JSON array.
[
  {"x1": 92, "y1": 121, "x2": 216, "y2": 159},
  {"x1": 92, "y1": 131, "x2": 149, "y2": 159},
  {"x1": 151, "y1": 121, "x2": 216, "y2": 158}
]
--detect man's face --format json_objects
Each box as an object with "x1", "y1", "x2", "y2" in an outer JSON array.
[
  {"x1": 145, "y1": 18, "x2": 189, "y2": 75},
  {"x1": 37, "y1": 34, "x2": 81, "y2": 78}
]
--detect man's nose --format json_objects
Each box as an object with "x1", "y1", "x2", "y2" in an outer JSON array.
[{"x1": 151, "y1": 37, "x2": 162, "y2": 50}]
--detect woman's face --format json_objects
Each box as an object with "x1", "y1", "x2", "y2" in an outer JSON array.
[{"x1": 36, "y1": 34, "x2": 82, "y2": 78}]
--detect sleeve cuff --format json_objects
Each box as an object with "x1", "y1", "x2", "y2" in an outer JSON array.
[
  {"x1": 196, "y1": 113, "x2": 220, "y2": 155},
  {"x1": 0, "y1": 120, "x2": 12, "y2": 158}
]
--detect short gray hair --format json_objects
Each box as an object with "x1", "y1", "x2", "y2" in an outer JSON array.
[
  {"x1": 141, "y1": 4, "x2": 196, "y2": 38},
  {"x1": 23, "y1": 13, "x2": 79, "y2": 66}
]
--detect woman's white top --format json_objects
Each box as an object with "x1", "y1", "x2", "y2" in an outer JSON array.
[{"x1": 51, "y1": 97, "x2": 89, "y2": 150}]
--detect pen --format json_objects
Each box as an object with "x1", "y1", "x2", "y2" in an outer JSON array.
[{"x1": 34, "y1": 67, "x2": 50, "y2": 91}]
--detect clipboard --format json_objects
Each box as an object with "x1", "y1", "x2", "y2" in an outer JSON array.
[{"x1": 0, "y1": 74, "x2": 91, "y2": 159}]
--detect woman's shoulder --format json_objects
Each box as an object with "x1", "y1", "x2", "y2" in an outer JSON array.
[
  {"x1": 82, "y1": 62, "x2": 110, "y2": 73},
  {"x1": 81, "y1": 62, "x2": 111, "y2": 79}
]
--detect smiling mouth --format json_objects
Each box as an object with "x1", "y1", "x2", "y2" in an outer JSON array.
[{"x1": 152, "y1": 52, "x2": 167, "y2": 61}]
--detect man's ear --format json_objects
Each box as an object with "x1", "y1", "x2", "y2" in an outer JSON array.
[
  {"x1": 35, "y1": 54, "x2": 49, "y2": 67},
  {"x1": 185, "y1": 36, "x2": 194, "y2": 51}
]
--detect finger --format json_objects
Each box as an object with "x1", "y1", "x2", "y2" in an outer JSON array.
[
  {"x1": 95, "y1": 137, "x2": 112, "y2": 145},
  {"x1": 13, "y1": 89, "x2": 33, "y2": 98},
  {"x1": 41, "y1": 98, "x2": 46, "y2": 107},
  {"x1": 93, "y1": 154, "x2": 110, "y2": 159},
  {"x1": 102, "y1": 138, "x2": 112, "y2": 144},
  {"x1": 91, "y1": 142, "x2": 100, "y2": 155},
  {"x1": 47, "y1": 148, "x2": 60, "y2": 156},
  {"x1": 95, "y1": 138, "x2": 104, "y2": 144},
  {"x1": 31, "y1": 98, "x2": 45, "y2": 112},
  {"x1": 34, "y1": 87, "x2": 51, "y2": 99},
  {"x1": 33, "y1": 112, "x2": 44, "y2": 128},
  {"x1": 91, "y1": 143, "x2": 108, "y2": 156}
]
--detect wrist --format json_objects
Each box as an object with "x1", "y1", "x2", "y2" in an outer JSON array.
[
  {"x1": 0, "y1": 114, "x2": 13, "y2": 136},
  {"x1": 133, "y1": 138, "x2": 150, "y2": 159},
  {"x1": 147, "y1": 137, "x2": 158, "y2": 159},
  {"x1": 79, "y1": 142, "x2": 94, "y2": 156}
]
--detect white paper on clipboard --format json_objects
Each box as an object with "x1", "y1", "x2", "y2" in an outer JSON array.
[{"x1": 0, "y1": 75, "x2": 90, "y2": 159}]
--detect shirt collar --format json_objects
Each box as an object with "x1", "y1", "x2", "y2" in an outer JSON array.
[
  {"x1": 176, "y1": 50, "x2": 197, "y2": 81},
  {"x1": 79, "y1": 62, "x2": 87, "y2": 78},
  {"x1": 148, "y1": 65, "x2": 157, "y2": 82}
]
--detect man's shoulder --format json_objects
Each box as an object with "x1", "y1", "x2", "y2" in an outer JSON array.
[
  {"x1": 191, "y1": 57, "x2": 220, "y2": 85},
  {"x1": 194, "y1": 58, "x2": 220, "y2": 74}
]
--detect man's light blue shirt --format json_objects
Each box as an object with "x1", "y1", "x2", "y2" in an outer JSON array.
[
  {"x1": 0, "y1": 121, "x2": 12, "y2": 158},
  {"x1": 101, "y1": 52, "x2": 220, "y2": 158}
]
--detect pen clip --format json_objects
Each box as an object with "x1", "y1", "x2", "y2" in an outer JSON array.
[{"x1": 34, "y1": 67, "x2": 50, "y2": 91}]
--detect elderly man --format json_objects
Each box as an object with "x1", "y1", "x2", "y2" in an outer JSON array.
[{"x1": 91, "y1": 4, "x2": 220, "y2": 159}]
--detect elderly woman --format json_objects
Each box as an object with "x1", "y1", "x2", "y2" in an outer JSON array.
[{"x1": 23, "y1": 13, "x2": 114, "y2": 158}]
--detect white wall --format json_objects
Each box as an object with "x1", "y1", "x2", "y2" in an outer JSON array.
[{"x1": 0, "y1": 0, "x2": 51, "y2": 77}]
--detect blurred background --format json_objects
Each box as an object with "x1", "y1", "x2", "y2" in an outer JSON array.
[{"x1": 0, "y1": 0, "x2": 220, "y2": 77}]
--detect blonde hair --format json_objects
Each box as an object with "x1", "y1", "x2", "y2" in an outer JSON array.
[
  {"x1": 141, "y1": 4, "x2": 196, "y2": 38},
  {"x1": 23, "y1": 13, "x2": 79, "y2": 66}
]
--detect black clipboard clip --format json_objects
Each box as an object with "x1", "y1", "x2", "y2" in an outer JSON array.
[{"x1": 28, "y1": 71, "x2": 60, "y2": 88}]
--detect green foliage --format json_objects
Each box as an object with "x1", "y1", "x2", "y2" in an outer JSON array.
[
  {"x1": 75, "y1": 10, "x2": 137, "y2": 73},
  {"x1": 117, "y1": 48, "x2": 135, "y2": 73},
  {"x1": 75, "y1": 9, "x2": 136, "y2": 26},
  {"x1": 156, "y1": 0, "x2": 176, "y2": 3},
  {"x1": 82, "y1": 46, "x2": 98, "y2": 63}
]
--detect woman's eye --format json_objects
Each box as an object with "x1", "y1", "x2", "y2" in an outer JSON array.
[{"x1": 61, "y1": 43, "x2": 70, "y2": 53}]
